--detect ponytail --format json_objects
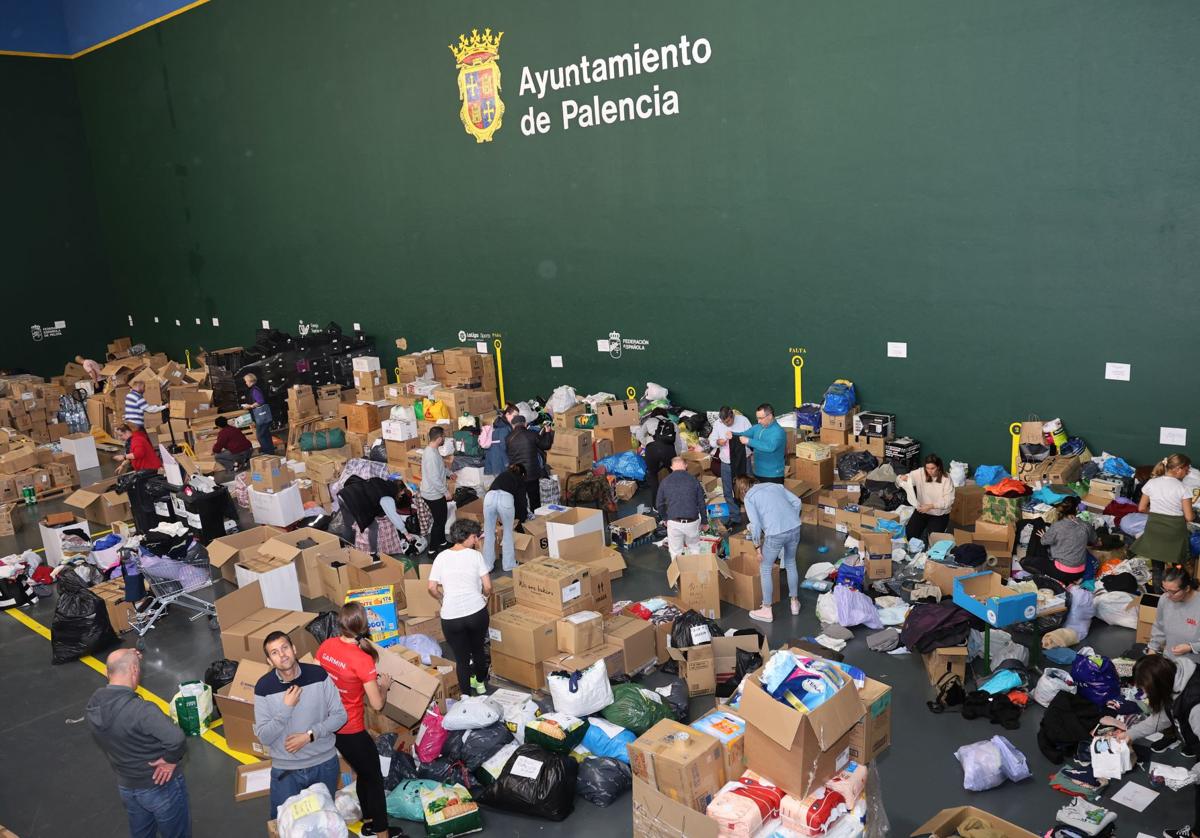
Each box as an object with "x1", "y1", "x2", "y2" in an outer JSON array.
[
  {"x1": 337, "y1": 602, "x2": 378, "y2": 661},
  {"x1": 1153, "y1": 453, "x2": 1192, "y2": 478},
  {"x1": 1164, "y1": 564, "x2": 1199, "y2": 592}
]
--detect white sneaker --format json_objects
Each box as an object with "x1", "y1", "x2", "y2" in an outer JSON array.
[
  {"x1": 1056, "y1": 799, "x2": 1116, "y2": 836},
  {"x1": 749, "y1": 606, "x2": 774, "y2": 623},
  {"x1": 790, "y1": 598, "x2": 801, "y2": 615}
]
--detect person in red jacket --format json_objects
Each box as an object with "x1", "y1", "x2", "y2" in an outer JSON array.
[
  {"x1": 114, "y1": 424, "x2": 162, "y2": 473},
  {"x1": 211, "y1": 416, "x2": 253, "y2": 473}
]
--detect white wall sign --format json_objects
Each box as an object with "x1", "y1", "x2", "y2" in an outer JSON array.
[
  {"x1": 353, "y1": 322, "x2": 361, "y2": 332},
  {"x1": 127, "y1": 315, "x2": 134, "y2": 326},
  {"x1": 174, "y1": 319, "x2": 181, "y2": 326},
  {"x1": 886, "y1": 342, "x2": 907, "y2": 358},
  {"x1": 596, "y1": 339, "x2": 610, "y2": 353},
  {"x1": 261, "y1": 320, "x2": 270, "y2": 329},
  {"x1": 1104, "y1": 362, "x2": 1131, "y2": 381},
  {"x1": 1160, "y1": 427, "x2": 1188, "y2": 446},
  {"x1": 154, "y1": 316, "x2": 160, "y2": 323},
  {"x1": 597, "y1": 330, "x2": 648, "y2": 359},
  {"x1": 476, "y1": 341, "x2": 489, "y2": 354},
  {"x1": 194, "y1": 318, "x2": 201, "y2": 325},
  {"x1": 211, "y1": 317, "x2": 220, "y2": 327},
  {"x1": 550, "y1": 355, "x2": 563, "y2": 368}
]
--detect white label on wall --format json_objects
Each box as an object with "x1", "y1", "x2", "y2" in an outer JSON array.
[
  {"x1": 510, "y1": 756, "x2": 543, "y2": 780},
  {"x1": 353, "y1": 323, "x2": 361, "y2": 332},
  {"x1": 154, "y1": 316, "x2": 160, "y2": 323},
  {"x1": 1160, "y1": 427, "x2": 1188, "y2": 446},
  {"x1": 127, "y1": 315, "x2": 134, "y2": 326},
  {"x1": 886, "y1": 342, "x2": 907, "y2": 358},
  {"x1": 175, "y1": 319, "x2": 181, "y2": 326},
  {"x1": 1104, "y1": 362, "x2": 1131, "y2": 381},
  {"x1": 476, "y1": 341, "x2": 489, "y2": 354},
  {"x1": 550, "y1": 355, "x2": 563, "y2": 368},
  {"x1": 211, "y1": 317, "x2": 220, "y2": 327},
  {"x1": 54, "y1": 321, "x2": 66, "y2": 329},
  {"x1": 596, "y1": 339, "x2": 611, "y2": 353},
  {"x1": 261, "y1": 320, "x2": 270, "y2": 329},
  {"x1": 562, "y1": 580, "x2": 582, "y2": 602},
  {"x1": 194, "y1": 318, "x2": 201, "y2": 325}
]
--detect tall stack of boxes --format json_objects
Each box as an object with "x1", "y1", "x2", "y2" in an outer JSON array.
[{"x1": 0, "y1": 429, "x2": 81, "y2": 503}]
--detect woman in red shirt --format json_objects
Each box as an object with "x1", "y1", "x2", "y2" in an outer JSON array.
[
  {"x1": 114, "y1": 423, "x2": 162, "y2": 472},
  {"x1": 316, "y1": 603, "x2": 394, "y2": 837}
]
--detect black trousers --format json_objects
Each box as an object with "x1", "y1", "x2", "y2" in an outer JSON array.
[
  {"x1": 426, "y1": 497, "x2": 449, "y2": 552},
  {"x1": 906, "y1": 511, "x2": 950, "y2": 542},
  {"x1": 523, "y1": 480, "x2": 541, "y2": 514},
  {"x1": 442, "y1": 606, "x2": 490, "y2": 692},
  {"x1": 335, "y1": 730, "x2": 387, "y2": 832}
]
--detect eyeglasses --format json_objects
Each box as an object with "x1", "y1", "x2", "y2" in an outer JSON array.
[{"x1": 1164, "y1": 587, "x2": 1187, "y2": 597}]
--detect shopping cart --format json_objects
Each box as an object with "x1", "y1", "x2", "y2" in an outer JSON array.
[{"x1": 123, "y1": 540, "x2": 218, "y2": 650}]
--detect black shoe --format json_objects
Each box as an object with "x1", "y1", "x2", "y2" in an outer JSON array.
[
  {"x1": 1164, "y1": 825, "x2": 1193, "y2": 838},
  {"x1": 1183, "y1": 745, "x2": 1198, "y2": 759},
  {"x1": 1151, "y1": 729, "x2": 1180, "y2": 753}
]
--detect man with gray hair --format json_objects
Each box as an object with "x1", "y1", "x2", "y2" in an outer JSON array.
[
  {"x1": 87, "y1": 648, "x2": 191, "y2": 837},
  {"x1": 656, "y1": 457, "x2": 707, "y2": 557}
]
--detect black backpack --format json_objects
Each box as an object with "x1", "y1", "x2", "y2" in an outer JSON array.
[{"x1": 652, "y1": 419, "x2": 677, "y2": 444}]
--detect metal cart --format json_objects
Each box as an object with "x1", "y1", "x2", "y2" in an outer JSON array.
[{"x1": 123, "y1": 543, "x2": 218, "y2": 650}]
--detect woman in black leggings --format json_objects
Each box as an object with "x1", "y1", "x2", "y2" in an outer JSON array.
[{"x1": 427, "y1": 519, "x2": 493, "y2": 696}]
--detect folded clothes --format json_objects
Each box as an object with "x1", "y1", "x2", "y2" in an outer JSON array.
[{"x1": 866, "y1": 628, "x2": 900, "y2": 652}]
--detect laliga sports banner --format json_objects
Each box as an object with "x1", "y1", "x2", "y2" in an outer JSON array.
[{"x1": 449, "y1": 27, "x2": 713, "y2": 142}]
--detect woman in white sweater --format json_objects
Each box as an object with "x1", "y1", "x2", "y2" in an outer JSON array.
[{"x1": 898, "y1": 454, "x2": 956, "y2": 543}]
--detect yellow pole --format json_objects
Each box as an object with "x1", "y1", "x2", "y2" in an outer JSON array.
[
  {"x1": 1009, "y1": 422, "x2": 1022, "y2": 476},
  {"x1": 792, "y1": 355, "x2": 805, "y2": 407},
  {"x1": 185, "y1": 349, "x2": 192, "y2": 371},
  {"x1": 493, "y1": 339, "x2": 506, "y2": 407}
]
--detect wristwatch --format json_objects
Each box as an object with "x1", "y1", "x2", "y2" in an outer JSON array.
[{"x1": 307, "y1": 729, "x2": 315, "y2": 743}]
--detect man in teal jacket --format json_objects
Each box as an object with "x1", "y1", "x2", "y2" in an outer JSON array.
[{"x1": 740, "y1": 402, "x2": 787, "y2": 484}]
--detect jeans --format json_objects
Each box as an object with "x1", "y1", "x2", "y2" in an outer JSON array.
[
  {"x1": 117, "y1": 773, "x2": 191, "y2": 838},
  {"x1": 255, "y1": 421, "x2": 275, "y2": 455},
  {"x1": 215, "y1": 449, "x2": 251, "y2": 473},
  {"x1": 268, "y1": 755, "x2": 340, "y2": 820},
  {"x1": 483, "y1": 490, "x2": 516, "y2": 571},
  {"x1": 720, "y1": 461, "x2": 740, "y2": 524},
  {"x1": 665, "y1": 518, "x2": 702, "y2": 558},
  {"x1": 442, "y1": 606, "x2": 490, "y2": 692},
  {"x1": 760, "y1": 526, "x2": 801, "y2": 606},
  {"x1": 426, "y1": 496, "x2": 449, "y2": 552}
]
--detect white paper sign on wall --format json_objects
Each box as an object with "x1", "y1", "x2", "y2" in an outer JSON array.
[
  {"x1": 154, "y1": 316, "x2": 160, "y2": 323},
  {"x1": 596, "y1": 339, "x2": 611, "y2": 353},
  {"x1": 886, "y1": 342, "x2": 907, "y2": 358},
  {"x1": 194, "y1": 318, "x2": 201, "y2": 325},
  {"x1": 353, "y1": 323, "x2": 361, "y2": 332},
  {"x1": 211, "y1": 317, "x2": 220, "y2": 327},
  {"x1": 550, "y1": 356, "x2": 563, "y2": 368},
  {"x1": 1104, "y1": 362, "x2": 1131, "y2": 381},
  {"x1": 1160, "y1": 427, "x2": 1188, "y2": 446},
  {"x1": 476, "y1": 342, "x2": 489, "y2": 354},
  {"x1": 261, "y1": 320, "x2": 270, "y2": 329}
]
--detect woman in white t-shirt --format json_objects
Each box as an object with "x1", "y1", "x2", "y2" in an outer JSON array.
[
  {"x1": 1135, "y1": 454, "x2": 1195, "y2": 586},
  {"x1": 428, "y1": 518, "x2": 493, "y2": 696}
]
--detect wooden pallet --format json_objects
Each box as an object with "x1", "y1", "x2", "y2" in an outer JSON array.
[{"x1": 34, "y1": 486, "x2": 74, "y2": 503}]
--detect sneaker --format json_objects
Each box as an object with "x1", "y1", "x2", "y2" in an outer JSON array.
[
  {"x1": 749, "y1": 607, "x2": 774, "y2": 623},
  {"x1": 1163, "y1": 826, "x2": 1193, "y2": 838},
  {"x1": 469, "y1": 677, "x2": 487, "y2": 696},
  {"x1": 1056, "y1": 799, "x2": 1116, "y2": 836},
  {"x1": 790, "y1": 598, "x2": 801, "y2": 615},
  {"x1": 1151, "y1": 728, "x2": 1179, "y2": 753},
  {"x1": 1184, "y1": 745, "x2": 1198, "y2": 759}
]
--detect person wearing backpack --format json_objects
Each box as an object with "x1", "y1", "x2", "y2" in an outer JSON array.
[
  {"x1": 505, "y1": 415, "x2": 553, "y2": 512},
  {"x1": 643, "y1": 421, "x2": 677, "y2": 505},
  {"x1": 739, "y1": 403, "x2": 786, "y2": 484}
]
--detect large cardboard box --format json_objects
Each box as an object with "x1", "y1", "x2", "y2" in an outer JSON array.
[
  {"x1": 1045, "y1": 455, "x2": 1082, "y2": 485},
  {"x1": 821, "y1": 406, "x2": 859, "y2": 432},
  {"x1": 791, "y1": 456, "x2": 834, "y2": 488},
  {"x1": 61, "y1": 432, "x2": 100, "y2": 471},
  {"x1": 609, "y1": 513, "x2": 657, "y2": 548},
  {"x1": 550, "y1": 428, "x2": 593, "y2": 458},
  {"x1": 339, "y1": 402, "x2": 381, "y2": 435},
  {"x1": 513, "y1": 557, "x2": 594, "y2": 617},
  {"x1": 488, "y1": 576, "x2": 516, "y2": 614},
  {"x1": 214, "y1": 583, "x2": 317, "y2": 664},
  {"x1": 666, "y1": 644, "x2": 714, "y2": 696},
  {"x1": 234, "y1": 546, "x2": 303, "y2": 611},
  {"x1": 950, "y1": 483, "x2": 985, "y2": 527},
  {"x1": 370, "y1": 642, "x2": 442, "y2": 727},
  {"x1": 543, "y1": 506, "x2": 604, "y2": 557},
  {"x1": 556, "y1": 529, "x2": 627, "y2": 579},
  {"x1": 250, "y1": 456, "x2": 293, "y2": 493},
  {"x1": 91, "y1": 578, "x2": 135, "y2": 634},
  {"x1": 209, "y1": 526, "x2": 282, "y2": 584},
  {"x1": 594, "y1": 399, "x2": 639, "y2": 429},
  {"x1": 64, "y1": 479, "x2": 131, "y2": 526},
  {"x1": 262, "y1": 528, "x2": 343, "y2": 599},
  {"x1": 1136, "y1": 593, "x2": 1159, "y2": 644},
  {"x1": 980, "y1": 494, "x2": 1021, "y2": 525},
  {"x1": 973, "y1": 518, "x2": 1016, "y2": 552},
  {"x1": 922, "y1": 646, "x2": 969, "y2": 687},
  {"x1": 848, "y1": 676, "x2": 893, "y2": 764},
  {"x1": 318, "y1": 548, "x2": 377, "y2": 604},
  {"x1": 491, "y1": 650, "x2": 547, "y2": 690},
  {"x1": 719, "y1": 546, "x2": 779, "y2": 610},
  {"x1": 690, "y1": 709, "x2": 747, "y2": 785},
  {"x1": 401, "y1": 563, "x2": 440, "y2": 617},
  {"x1": 953, "y1": 571, "x2": 1038, "y2": 628},
  {"x1": 628, "y1": 719, "x2": 725, "y2": 812},
  {"x1": 556, "y1": 610, "x2": 604, "y2": 654},
  {"x1": 666, "y1": 553, "x2": 731, "y2": 620},
  {"x1": 593, "y1": 425, "x2": 633, "y2": 452},
  {"x1": 632, "y1": 778, "x2": 719, "y2": 838},
  {"x1": 552, "y1": 402, "x2": 587, "y2": 430},
  {"x1": 603, "y1": 614, "x2": 658, "y2": 673},
  {"x1": 488, "y1": 605, "x2": 559, "y2": 663},
  {"x1": 212, "y1": 659, "x2": 273, "y2": 757},
  {"x1": 912, "y1": 807, "x2": 1040, "y2": 838},
  {"x1": 542, "y1": 643, "x2": 626, "y2": 681},
  {"x1": 740, "y1": 651, "x2": 865, "y2": 798}
]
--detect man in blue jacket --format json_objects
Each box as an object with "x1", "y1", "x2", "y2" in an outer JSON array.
[{"x1": 740, "y1": 402, "x2": 786, "y2": 484}]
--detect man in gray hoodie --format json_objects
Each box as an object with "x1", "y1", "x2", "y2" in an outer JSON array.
[
  {"x1": 87, "y1": 648, "x2": 191, "y2": 838},
  {"x1": 253, "y1": 631, "x2": 348, "y2": 819}
]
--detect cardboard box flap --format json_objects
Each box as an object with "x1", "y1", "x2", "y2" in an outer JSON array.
[
  {"x1": 371, "y1": 642, "x2": 441, "y2": 726},
  {"x1": 223, "y1": 659, "x2": 272, "y2": 704},
  {"x1": 912, "y1": 806, "x2": 1039, "y2": 838},
  {"x1": 741, "y1": 666, "x2": 863, "y2": 751},
  {"x1": 64, "y1": 488, "x2": 101, "y2": 510},
  {"x1": 667, "y1": 554, "x2": 733, "y2": 588},
  {"x1": 556, "y1": 529, "x2": 605, "y2": 556},
  {"x1": 632, "y1": 777, "x2": 719, "y2": 838},
  {"x1": 214, "y1": 581, "x2": 266, "y2": 629}
]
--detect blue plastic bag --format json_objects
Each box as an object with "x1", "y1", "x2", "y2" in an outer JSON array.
[
  {"x1": 595, "y1": 451, "x2": 647, "y2": 481},
  {"x1": 1101, "y1": 457, "x2": 1134, "y2": 478},
  {"x1": 821, "y1": 380, "x2": 857, "y2": 416},
  {"x1": 836, "y1": 562, "x2": 865, "y2": 591},
  {"x1": 1070, "y1": 650, "x2": 1120, "y2": 706},
  {"x1": 875, "y1": 519, "x2": 905, "y2": 537},
  {"x1": 581, "y1": 720, "x2": 635, "y2": 762},
  {"x1": 974, "y1": 465, "x2": 1011, "y2": 488},
  {"x1": 794, "y1": 403, "x2": 823, "y2": 430}
]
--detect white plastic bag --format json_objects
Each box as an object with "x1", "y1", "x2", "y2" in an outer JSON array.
[
  {"x1": 949, "y1": 461, "x2": 968, "y2": 487},
  {"x1": 643, "y1": 382, "x2": 669, "y2": 402},
  {"x1": 815, "y1": 591, "x2": 838, "y2": 626},
  {"x1": 1091, "y1": 737, "x2": 1132, "y2": 780},
  {"x1": 955, "y1": 736, "x2": 1029, "y2": 791},
  {"x1": 548, "y1": 386, "x2": 578, "y2": 414},
  {"x1": 333, "y1": 783, "x2": 361, "y2": 822},
  {"x1": 278, "y1": 783, "x2": 348, "y2": 837},
  {"x1": 1033, "y1": 668, "x2": 1077, "y2": 707},
  {"x1": 1093, "y1": 591, "x2": 1138, "y2": 628},
  {"x1": 547, "y1": 660, "x2": 613, "y2": 717},
  {"x1": 442, "y1": 696, "x2": 503, "y2": 731}
]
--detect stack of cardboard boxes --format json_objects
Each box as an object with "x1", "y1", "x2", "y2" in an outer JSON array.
[
  {"x1": 0, "y1": 377, "x2": 69, "y2": 444},
  {"x1": 246, "y1": 455, "x2": 305, "y2": 527},
  {"x1": 0, "y1": 429, "x2": 80, "y2": 504}
]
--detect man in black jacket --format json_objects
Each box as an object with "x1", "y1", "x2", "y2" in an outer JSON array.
[
  {"x1": 87, "y1": 648, "x2": 191, "y2": 837},
  {"x1": 505, "y1": 415, "x2": 553, "y2": 512}
]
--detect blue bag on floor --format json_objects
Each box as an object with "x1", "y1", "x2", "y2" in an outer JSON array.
[
  {"x1": 836, "y1": 562, "x2": 865, "y2": 591},
  {"x1": 595, "y1": 451, "x2": 647, "y2": 481},
  {"x1": 1071, "y1": 649, "x2": 1120, "y2": 706}
]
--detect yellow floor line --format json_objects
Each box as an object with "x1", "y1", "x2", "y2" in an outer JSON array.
[{"x1": 4, "y1": 608, "x2": 257, "y2": 764}]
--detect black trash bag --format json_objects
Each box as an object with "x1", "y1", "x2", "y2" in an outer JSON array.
[
  {"x1": 203, "y1": 658, "x2": 238, "y2": 717},
  {"x1": 453, "y1": 487, "x2": 479, "y2": 506},
  {"x1": 51, "y1": 568, "x2": 119, "y2": 665},
  {"x1": 645, "y1": 675, "x2": 690, "y2": 723},
  {"x1": 716, "y1": 647, "x2": 763, "y2": 699},
  {"x1": 577, "y1": 757, "x2": 632, "y2": 807},
  {"x1": 375, "y1": 735, "x2": 418, "y2": 791},
  {"x1": 670, "y1": 610, "x2": 722, "y2": 649},
  {"x1": 478, "y1": 743, "x2": 577, "y2": 821},
  {"x1": 417, "y1": 757, "x2": 476, "y2": 790},
  {"x1": 837, "y1": 451, "x2": 879, "y2": 480},
  {"x1": 442, "y1": 722, "x2": 514, "y2": 772},
  {"x1": 306, "y1": 611, "x2": 340, "y2": 644}
]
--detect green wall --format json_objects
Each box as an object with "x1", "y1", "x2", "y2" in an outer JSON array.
[
  {"x1": 15, "y1": 0, "x2": 1200, "y2": 467},
  {"x1": 0, "y1": 55, "x2": 114, "y2": 374}
]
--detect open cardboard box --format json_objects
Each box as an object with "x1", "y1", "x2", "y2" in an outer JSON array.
[
  {"x1": 261, "y1": 528, "x2": 343, "y2": 599},
  {"x1": 952, "y1": 571, "x2": 1037, "y2": 628},
  {"x1": 214, "y1": 582, "x2": 318, "y2": 664},
  {"x1": 719, "y1": 548, "x2": 779, "y2": 610},
  {"x1": 609, "y1": 513, "x2": 658, "y2": 548},
  {"x1": 556, "y1": 529, "x2": 627, "y2": 579},
  {"x1": 628, "y1": 721, "x2": 725, "y2": 815},
  {"x1": 667, "y1": 553, "x2": 732, "y2": 619},
  {"x1": 212, "y1": 659, "x2": 272, "y2": 758},
  {"x1": 370, "y1": 641, "x2": 441, "y2": 727},
  {"x1": 631, "y1": 777, "x2": 719, "y2": 838},
  {"x1": 544, "y1": 506, "x2": 604, "y2": 558},
  {"x1": 64, "y1": 478, "x2": 131, "y2": 526},
  {"x1": 912, "y1": 806, "x2": 1039, "y2": 838},
  {"x1": 208, "y1": 526, "x2": 282, "y2": 584},
  {"x1": 233, "y1": 760, "x2": 273, "y2": 802}
]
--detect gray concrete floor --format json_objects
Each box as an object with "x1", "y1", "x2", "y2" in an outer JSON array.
[{"x1": 0, "y1": 466, "x2": 1190, "y2": 837}]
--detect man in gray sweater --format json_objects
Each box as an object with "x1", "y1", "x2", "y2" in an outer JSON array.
[
  {"x1": 254, "y1": 631, "x2": 348, "y2": 819},
  {"x1": 87, "y1": 648, "x2": 191, "y2": 837},
  {"x1": 420, "y1": 426, "x2": 453, "y2": 554}
]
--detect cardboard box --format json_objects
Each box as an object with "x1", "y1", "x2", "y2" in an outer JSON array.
[
  {"x1": 545, "y1": 451, "x2": 592, "y2": 475},
  {"x1": 690, "y1": 709, "x2": 747, "y2": 785},
  {"x1": 488, "y1": 605, "x2": 559, "y2": 663},
  {"x1": 556, "y1": 529, "x2": 627, "y2": 579},
  {"x1": 973, "y1": 518, "x2": 1016, "y2": 551},
  {"x1": 666, "y1": 643, "x2": 715, "y2": 696},
  {"x1": 542, "y1": 643, "x2": 626, "y2": 682},
  {"x1": 491, "y1": 650, "x2": 548, "y2": 690},
  {"x1": 821, "y1": 406, "x2": 859, "y2": 431},
  {"x1": 848, "y1": 677, "x2": 892, "y2": 764},
  {"x1": 214, "y1": 583, "x2": 317, "y2": 664},
  {"x1": 740, "y1": 651, "x2": 864, "y2": 798},
  {"x1": 0, "y1": 446, "x2": 38, "y2": 474},
  {"x1": 791, "y1": 456, "x2": 834, "y2": 488},
  {"x1": 60, "y1": 432, "x2": 101, "y2": 471},
  {"x1": 1045, "y1": 455, "x2": 1082, "y2": 485},
  {"x1": 316, "y1": 547, "x2": 377, "y2": 604},
  {"x1": 980, "y1": 494, "x2": 1021, "y2": 525},
  {"x1": 556, "y1": 610, "x2": 604, "y2": 654},
  {"x1": 953, "y1": 571, "x2": 1038, "y2": 628},
  {"x1": 594, "y1": 399, "x2": 639, "y2": 429},
  {"x1": 950, "y1": 483, "x2": 985, "y2": 527},
  {"x1": 249, "y1": 484, "x2": 304, "y2": 527},
  {"x1": 922, "y1": 645, "x2": 969, "y2": 686},
  {"x1": 234, "y1": 760, "x2": 273, "y2": 802},
  {"x1": 550, "y1": 427, "x2": 593, "y2": 458},
  {"x1": 250, "y1": 456, "x2": 294, "y2": 493},
  {"x1": 513, "y1": 557, "x2": 594, "y2": 616},
  {"x1": 370, "y1": 642, "x2": 441, "y2": 727},
  {"x1": 1136, "y1": 593, "x2": 1159, "y2": 645},
  {"x1": 212, "y1": 659, "x2": 273, "y2": 757},
  {"x1": 603, "y1": 614, "x2": 658, "y2": 673},
  {"x1": 64, "y1": 479, "x2": 131, "y2": 526},
  {"x1": 235, "y1": 549, "x2": 303, "y2": 612},
  {"x1": 209, "y1": 526, "x2": 282, "y2": 584},
  {"x1": 91, "y1": 579, "x2": 135, "y2": 634},
  {"x1": 593, "y1": 425, "x2": 633, "y2": 452},
  {"x1": 628, "y1": 720, "x2": 725, "y2": 812},
  {"x1": 399, "y1": 563, "x2": 440, "y2": 617},
  {"x1": 488, "y1": 576, "x2": 516, "y2": 614},
  {"x1": 609, "y1": 513, "x2": 658, "y2": 548},
  {"x1": 820, "y1": 427, "x2": 849, "y2": 447},
  {"x1": 631, "y1": 777, "x2": 719, "y2": 838},
  {"x1": 339, "y1": 402, "x2": 381, "y2": 435},
  {"x1": 667, "y1": 553, "x2": 731, "y2": 620},
  {"x1": 923, "y1": 559, "x2": 976, "y2": 597},
  {"x1": 553, "y1": 402, "x2": 587, "y2": 429},
  {"x1": 912, "y1": 807, "x2": 1040, "y2": 838},
  {"x1": 719, "y1": 546, "x2": 780, "y2": 610},
  {"x1": 262, "y1": 528, "x2": 343, "y2": 599}
]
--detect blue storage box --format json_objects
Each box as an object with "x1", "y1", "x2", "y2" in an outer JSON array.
[{"x1": 952, "y1": 571, "x2": 1038, "y2": 628}]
